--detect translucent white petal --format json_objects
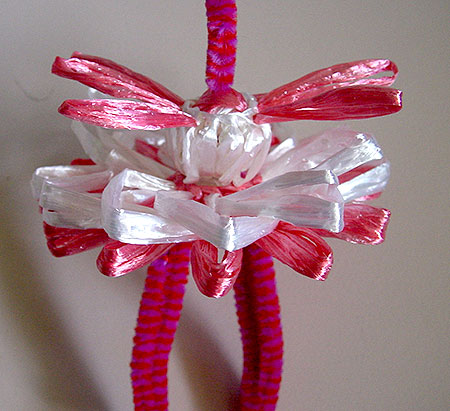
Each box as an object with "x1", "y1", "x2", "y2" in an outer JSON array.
[
  {"x1": 339, "y1": 162, "x2": 390, "y2": 202},
  {"x1": 71, "y1": 121, "x2": 110, "y2": 165},
  {"x1": 314, "y1": 133, "x2": 383, "y2": 176},
  {"x1": 261, "y1": 128, "x2": 382, "y2": 180},
  {"x1": 40, "y1": 182, "x2": 102, "y2": 228},
  {"x1": 116, "y1": 168, "x2": 175, "y2": 192},
  {"x1": 215, "y1": 170, "x2": 344, "y2": 232},
  {"x1": 71, "y1": 121, "x2": 174, "y2": 178},
  {"x1": 31, "y1": 165, "x2": 109, "y2": 199},
  {"x1": 101, "y1": 170, "x2": 197, "y2": 244},
  {"x1": 263, "y1": 137, "x2": 296, "y2": 166},
  {"x1": 154, "y1": 191, "x2": 278, "y2": 251}
]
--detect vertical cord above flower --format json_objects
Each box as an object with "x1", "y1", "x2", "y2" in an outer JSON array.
[{"x1": 205, "y1": 0, "x2": 238, "y2": 92}]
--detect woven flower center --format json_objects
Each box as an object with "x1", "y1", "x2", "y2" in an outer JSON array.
[{"x1": 155, "y1": 95, "x2": 272, "y2": 187}]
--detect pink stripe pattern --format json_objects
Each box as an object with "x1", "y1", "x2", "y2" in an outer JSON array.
[
  {"x1": 234, "y1": 244, "x2": 283, "y2": 410},
  {"x1": 131, "y1": 243, "x2": 191, "y2": 410},
  {"x1": 205, "y1": 0, "x2": 238, "y2": 92}
]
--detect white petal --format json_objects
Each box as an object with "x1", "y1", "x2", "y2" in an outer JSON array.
[
  {"x1": 101, "y1": 170, "x2": 197, "y2": 244},
  {"x1": 154, "y1": 191, "x2": 278, "y2": 251},
  {"x1": 314, "y1": 132, "x2": 383, "y2": 176},
  {"x1": 31, "y1": 165, "x2": 110, "y2": 199},
  {"x1": 215, "y1": 170, "x2": 344, "y2": 232},
  {"x1": 40, "y1": 182, "x2": 102, "y2": 228},
  {"x1": 339, "y1": 162, "x2": 391, "y2": 202},
  {"x1": 71, "y1": 121, "x2": 174, "y2": 178},
  {"x1": 261, "y1": 128, "x2": 382, "y2": 180}
]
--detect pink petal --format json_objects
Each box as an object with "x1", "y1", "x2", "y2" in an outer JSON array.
[
  {"x1": 256, "y1": 221, "x2": 333, "y2": 281},
  {"x1": 254, "y1": 85, "x2": 402, "y2": 123},
  {"x1": 190, "y1": 240, "x2": 243, "y2": 298},
  {"x1": 193, "y1": 88, "x2": 248, "y2": 113},
  {"x1": 53, "y1": 53, "x2": 184, "y2": 106},
  {"x1": 97, "y1": 241, "x2": 174, "y2": 277},
  {"x1": 58, "y1": 99, "x2": 197, "y2": 130},
  {"x1": 43, "y1": 223, "x2": 109, "y2": 257},
  {"x1": 257, "y1": 59, "x2": 398, "y2": 109},
  {"x1": 313, "y1": 204, "x2": 391, "y2": 245}
]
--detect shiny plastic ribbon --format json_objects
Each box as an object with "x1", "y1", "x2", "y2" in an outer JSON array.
[
  {"x1": 191, "y1": 240, "x2": 243, "y2": 297},
  {"x1": 34, "y1": 125, "x2": 391, "y2": 279},
  {"x1": 254, "y1": 59, "x2": 402, "y2": 124}
]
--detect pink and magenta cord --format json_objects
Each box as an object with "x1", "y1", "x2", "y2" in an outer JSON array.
[
  {"x1": 130, "y1": 1, "x2": 284, "y2": 409},
  {"x1": 205, "y1": 0, "x2": 237, "y2": 92},
  {"x1": 131, "y1": 244, "x2": 191, "y2": 410},
  {"x1": 234, "y1": 245, "x2": 283, "y2": 410}
]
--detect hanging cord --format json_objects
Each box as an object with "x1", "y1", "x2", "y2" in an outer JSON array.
[
  {"x1": 234, "y1": 244, "x2": 284, "y2": 410},
  {"x1": 205, "y1": 0, "x2": 237, "y2": 91},
  {"x1": 131, "y1": 244, "x2": 191, "y2": 410}
]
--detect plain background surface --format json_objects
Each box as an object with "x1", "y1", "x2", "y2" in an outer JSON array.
[{"x1": 0, "y1": 1, "x2": 448, "y2": 410}]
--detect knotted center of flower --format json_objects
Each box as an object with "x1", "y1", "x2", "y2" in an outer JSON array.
[{"x1": 154, "y1": 94, "x2": 272, "y2": 187}]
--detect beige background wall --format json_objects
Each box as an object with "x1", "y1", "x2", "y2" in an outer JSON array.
[{"x1": 0, "y1": 1, "x2": 448, "y2": 410}]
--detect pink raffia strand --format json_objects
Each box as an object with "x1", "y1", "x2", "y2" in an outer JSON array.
[
  {"x1": 194, "y1": 87, "x2": 248, "y2": 113},
  {"x1": 313, "y1": 203, "x2": 391, "y2": 245},
  {"x1": 190, "y1": 240, "x2": 243, "y2": 298},
  {"x1": 53, "y1": 52, "x2": 185, "y2": 106},
  {"x1": 256, "y1": 221, "x2": 334, "y2": 281},
  {"x1": 97, "y1": 241, "x2": 174, "y2": 277},
  {"x1": 254, "y1": 59, "x2": 402, "y2": 123},
  {"x1": 131, "y1": 243, "x2": 191, "y2": 411},
  {"x1": 43, "y1": 222, "x2": 109, "y2": 257},
  {"x1": 58, "y1": 99, "x2": 196, "y2": 131},
  {"x1": 234, "y1": 244, "x2": 283, "y2": 410},
  {"x1": 52, "y1": 53, "x2": 197, "y2": 129}
]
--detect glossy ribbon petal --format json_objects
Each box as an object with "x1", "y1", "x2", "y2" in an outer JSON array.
[
  {"x1": 261, "y1": 128, "x2": 384, "y2": 181},
  {"x1": 214, "y1": 170, "x2": 344, "y2": 232},
  {"x1": 338, "y1": 162, "x2": 390, "y2": 202},
  {"x1": 190, "y1": 240, "x2": 243, "y2": 297},
  {"x1": 313, "y1": 203, "x2": 390, "y2": 245},
  {"x1": 256, "y1": 221, "x2": 333, "y2": 280},
  {"x1": 53, "y1": 53, "x2": 185, "y2": 106},
  {"x1": 31, "y1": 164, "x2": 109, "y2": 199},
  {"x1": 58, "y1": 99, "x2": 197, "y2": 131},
  {"x1": 314, "y1": 133, "x2": 383, "y2": 176},
  {"x1": 257, "y1": 59, "x2": 399, "y2": 108},
  {"x1": 97, "y1": 241, "x2": 174, "y2": 277},
  {"x1": 40, "y1": 182, "x2": 102, "y2": 229},
  {"x1": 254, "y1": 85, "x2": 402, "y2": 123},
  {"x1": 154, "y1": 191, "x2": 278, "y2": 251},
  {"x1": 43, "y1": 223, "x2": 109, "y2": 257},
  {"x1": 101, "y1": 170, "x2": 198, "y2": 244},
  {"x1": 71, "y1": 121, "x2": 174, "y2": 178}
]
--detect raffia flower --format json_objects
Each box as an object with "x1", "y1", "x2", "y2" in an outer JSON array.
[{"x1": 32, "y1": 53, "x2": 399, "y2": 297}]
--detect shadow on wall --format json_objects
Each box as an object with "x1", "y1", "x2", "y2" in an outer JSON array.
[
  {"x1": 175, "y1": 306, "x2": 241, "y2": 411},
  {"x1": 0, "y1": 180, "x2": 109, "y2": 411}
]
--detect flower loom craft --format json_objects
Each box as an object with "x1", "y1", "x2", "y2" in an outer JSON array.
[{"x1": 32, "y1": 0, "x2": 402, "y2": 409}]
